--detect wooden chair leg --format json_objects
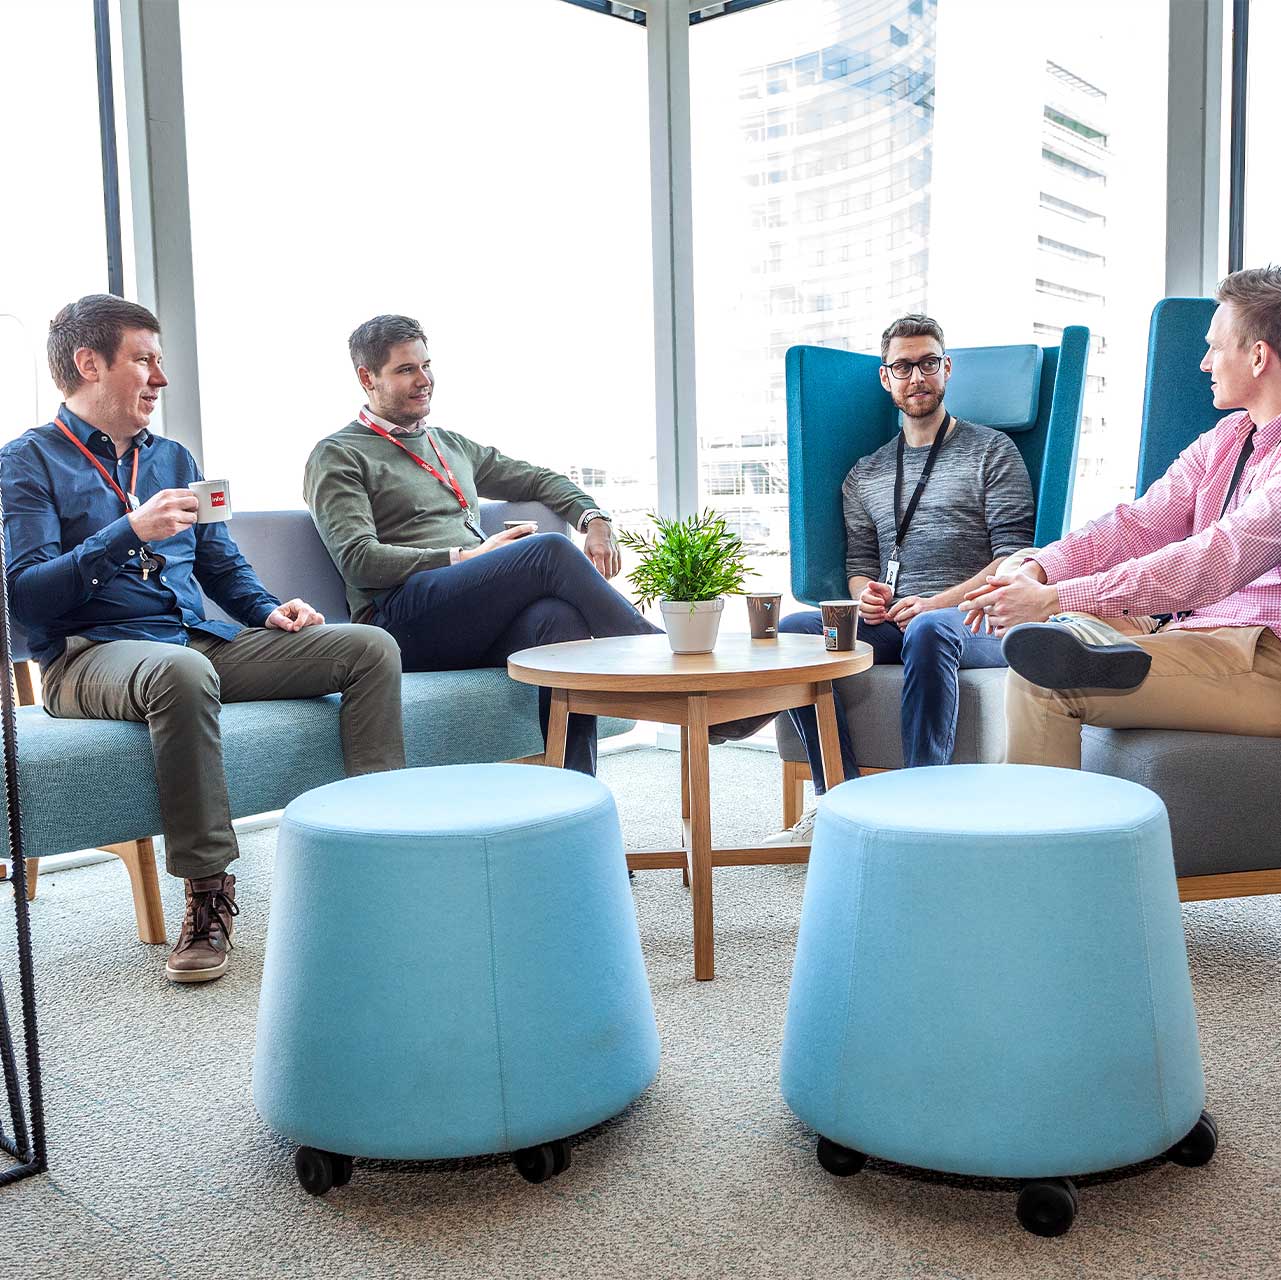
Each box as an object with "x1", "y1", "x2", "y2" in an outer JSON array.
[
  {"x1": 0, "y1": 858, "x2": 40, "y2": 901},
  {"x1": 12, "y1": 659, "x2": 36, "y2": 707},
  {"x1": 102, "y1": 838, "x2": 167, "y2": 944},
  {"x1": 9, "y1": 664, "x2": 40, "y2": 899},
  {"x1": 782, "y1": 759, "x2": 810, "y2": 828}
]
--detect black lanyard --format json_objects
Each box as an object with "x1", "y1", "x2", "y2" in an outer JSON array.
[
  {"x1": 893, "y1": 413, "x2": 951, "y2": 552},
  {"x1": 1220, "y1": 427, "x2": 1257, "y2": 519}
]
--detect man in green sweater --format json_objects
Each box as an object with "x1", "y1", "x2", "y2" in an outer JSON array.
[{"x1": 304, "y1": 314, "x2": 661, "y2": 775}]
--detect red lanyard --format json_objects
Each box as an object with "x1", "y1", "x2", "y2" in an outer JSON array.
[
  {"x1": 56, "y1": 416, "x2": 140, "y2": 511},
  {"x1": 359, "y1": 409, "x2": 473, "y2": 519}
]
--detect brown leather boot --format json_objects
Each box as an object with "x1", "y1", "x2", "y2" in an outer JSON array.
[{"x1": 166, "y1": 873, "x2": 238, "y2": 984}]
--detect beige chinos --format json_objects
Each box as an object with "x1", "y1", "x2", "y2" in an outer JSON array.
[
  {"x1": 1004, "y1": 617, "x2": 1281, "y2": 768},
  {"x1": 40, "y1": 623, "x2": 405, "y2": 878}
]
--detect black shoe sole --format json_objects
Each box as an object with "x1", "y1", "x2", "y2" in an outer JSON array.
[{"x1": 1002, "y1": 623, "x2": 1152, "y2": 691}]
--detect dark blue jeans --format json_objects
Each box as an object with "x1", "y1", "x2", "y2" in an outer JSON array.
[
  {"x1": 371, "y1": 533, "x2": 660, "y2": 775},
  {"x1": 779, "y1": 608, "x2": 1005, "y2": 792}
]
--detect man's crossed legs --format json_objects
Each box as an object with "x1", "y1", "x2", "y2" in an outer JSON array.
[
  {"x1": 1004, "y1": 617, "x2": 1281, "y2": 766},
  {"x1": 372, "y1": 532, "x2": 662, "y2": 775}
]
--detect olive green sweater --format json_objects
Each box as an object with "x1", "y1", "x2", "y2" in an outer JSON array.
[{"x1": 304, "y1": 420, "x2": 596, "y2": 622}]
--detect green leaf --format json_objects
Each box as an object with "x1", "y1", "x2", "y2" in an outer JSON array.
[{"x1": 618, "y1": 509, "x2": 757, "y2": 609}]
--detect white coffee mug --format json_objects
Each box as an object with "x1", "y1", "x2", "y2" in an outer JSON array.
[{"x1": 189, "y1": 480, "x2": 232, "y2": 523}]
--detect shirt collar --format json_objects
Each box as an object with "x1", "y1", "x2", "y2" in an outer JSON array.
[
  {"x1": 1243, "y1": 409, "x2": 1281, "y2": 450},
  {"x1": 57, "y1": 404, "x2": 153, "y2": 457},
  {"x1": 360, "y1": 405, "x2": 425, "y2": 438}
]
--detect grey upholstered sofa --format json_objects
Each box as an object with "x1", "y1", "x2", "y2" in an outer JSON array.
[{"x1": 5, "y1": 502, "x2": 630, "y2": 943}]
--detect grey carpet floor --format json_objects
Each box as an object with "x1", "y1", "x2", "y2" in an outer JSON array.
[{"x1": 3, "y1": 745, "x2": 1280, "y2": 1279}]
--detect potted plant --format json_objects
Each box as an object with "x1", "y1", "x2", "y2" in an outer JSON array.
[{"x1": 618, "y1": 510, "x2": 755, "y2": 653}]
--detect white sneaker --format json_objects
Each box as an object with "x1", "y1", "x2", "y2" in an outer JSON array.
[{"x1": 762, "y1": 808, "x2": 817, "y2": 846}]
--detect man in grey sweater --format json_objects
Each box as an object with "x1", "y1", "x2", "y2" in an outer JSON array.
[{"x1": 767, "y1": 314, "x2": 1034, "y2": 842}]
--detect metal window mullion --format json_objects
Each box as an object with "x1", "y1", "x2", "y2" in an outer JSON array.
[
  {"x1": 648, "y1": 0, "x2": 699, "y2": 519},
  {"x1": 1164, "y1": 0, "x2": 1226, "y2": 295},
  {"x1": 1227, "y1": 0, "x2": 1249, "y2": 272},
  {"x1": 93, "y1": 0, "x2": 125, "y2": 296},
  {"x1": 117, "y1": 0, "x2": 204, "y2": 465}
]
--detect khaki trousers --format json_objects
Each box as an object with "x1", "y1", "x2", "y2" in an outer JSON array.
[
  {"x1": 1004, "y1": 617, "x2": 1281, "y2": 768},
  {"x1": 41, "y1": 624, "x2": 405, "y2": 879}
]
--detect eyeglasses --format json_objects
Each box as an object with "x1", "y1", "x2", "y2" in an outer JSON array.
[{"x1": 881, "y1": 355, "x2": 945, "y2": 380}]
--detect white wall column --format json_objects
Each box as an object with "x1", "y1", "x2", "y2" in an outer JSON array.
[
  {"x1": 118, "y1": 0, "x2": 204, "y2": 464},
  {"x1": 1165, "y1": 0, "x2": 1226, "y2": 296},
  {"x1": 647, "y1": 0, "x2": 700, "y2": 517}
]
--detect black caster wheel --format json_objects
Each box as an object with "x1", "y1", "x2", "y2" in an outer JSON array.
[
  {"x1": 295, "y1": 1146, "x2": 337, "y2": 1196},
  {"x1": 1016, "y1": 1178, "x2": 1078, "y2": 1237},
  {"x1": 1166, "y1": 1110, "x2": 1218, "y2": 1167},
  {"x1": 332, "y1": 1154, "x2": 354, "y2": 1188},
  {"x1": 514, "y1": 1141, "x2": 566, "y2": 1184},
  {"x1": 815, "y1": 1136, "x2": 868, "y2": 1178}
]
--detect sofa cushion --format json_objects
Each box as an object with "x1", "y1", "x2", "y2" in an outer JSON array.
[
  {"x1": 774, "y1": 665, "x2": 1007, "y2": 770},
  {"x1": 15, "y1": 670, "x2": 556, "y2": 859},
  {"x1": 1081, "y1": 726, "x2": 1281, "y2": 879}
]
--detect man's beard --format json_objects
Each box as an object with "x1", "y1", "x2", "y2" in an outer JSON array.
[
  {"x1": 895, "y1": 388, "x2": 942, "y2": 419},
  {"x1": 385, "y1": 402, "x2": 426, "y2": 428}
]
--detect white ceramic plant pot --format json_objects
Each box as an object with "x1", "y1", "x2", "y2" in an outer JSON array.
[{"x1": 660, "y1": 597, "x2": 725, "y2": 654}]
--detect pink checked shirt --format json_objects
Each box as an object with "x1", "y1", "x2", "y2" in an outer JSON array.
[{"x1": 1038, "y1": 410, "x2": 1281, "y2": 637}]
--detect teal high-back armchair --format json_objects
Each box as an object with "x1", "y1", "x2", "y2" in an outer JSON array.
[
  {"x1": 1134, "y1": 298, "x2": 1218, "y2": 495},
  {"x1": 785, "y1": 327, "x2": 1091, "y2": 604}
]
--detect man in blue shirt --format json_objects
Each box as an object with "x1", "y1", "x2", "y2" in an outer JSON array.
[{"x1": 2, "y1": 295, "x2": 405, "y2": 985}]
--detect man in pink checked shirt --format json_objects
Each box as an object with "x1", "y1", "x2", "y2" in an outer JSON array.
[{"x1": 961, "y1": 266, "x2": 1281, "y2": 769}]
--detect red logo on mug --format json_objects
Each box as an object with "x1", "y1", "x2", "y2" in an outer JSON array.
[{"x1": 211, "y1": 492, "x2": 226, "y2": 506}]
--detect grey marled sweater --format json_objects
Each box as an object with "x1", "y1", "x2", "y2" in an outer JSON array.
[{"x1": 841, "y1": 418, "x2": 1034, "y2": 598}]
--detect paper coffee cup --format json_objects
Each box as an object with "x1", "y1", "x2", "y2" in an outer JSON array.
[
  {"x1": 746, "y1": 592, "x2": 782, "y2": 639},
  {"x1": 189, "y1": 480, "x2": 232, "y2": 524},
  {"x1": 819, "y1": 599, "x2": 858, "y2": 651}
]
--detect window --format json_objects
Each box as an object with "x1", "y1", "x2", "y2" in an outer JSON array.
[
  {"x1": 1035, "y1": 278, "x2": 1106, "y2": 304},
  {"x1": 1043, "y1": 106, "x2": 1108, "y2": 147},
  {"x1": 0, "y1": 2, "x2": 111, "y2": 441},
  {"x1": 1039, "y1": 191, "x2": 1106, "y2": 224},
  {"x1": 692, "y1": 0, "x2": 938, "y2": 627},
  {"x1": 1042, "y1": 147, "x2": 1107, "y2": 185},
  {"x1": 181, "y1": 0, "x2": 655, "y2": 527},
  {"x1": 691, "y1": 0, "x2": 1170, "y2": 598},
  {"x1": 1038, "y1": 236, "x2": 1106, "y2": 265}
]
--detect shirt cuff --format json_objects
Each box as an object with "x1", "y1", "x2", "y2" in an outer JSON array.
[
  {"x1": 450, "y1": 546, "x2": 462, "y2": 565},
  {"x1": 1034, "y1": 545, "x2": 1074, "y2": 584},
  {"x1": 81, "y1": 513, "x2": 144, "y2": 588},
  {"x1": 1052, "y1": 576, "x2": 1100, "y2": 615}
]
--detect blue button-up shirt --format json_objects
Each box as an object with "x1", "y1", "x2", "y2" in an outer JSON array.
[{"x1": 1, "y1": 406, "x2": 280, "y2": 666}]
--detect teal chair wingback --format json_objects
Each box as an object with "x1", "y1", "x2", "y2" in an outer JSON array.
[
  {"x1": 1135, "y1": 298, "x2": 1218, "y2": 496},
  {"x1": 785, "y1": 327, "x2": 1091, "y2": 605}
]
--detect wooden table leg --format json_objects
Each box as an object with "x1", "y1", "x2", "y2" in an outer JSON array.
[
  {"x1": 686, "y1": 694, "x2": 715, "y2": 980},
  {"x1": 544, "y1": 688, "x2": 569, "y2": 768},
  {"x1": 679, "y1": 724, "x2": 691, "y2": 888},
  {"x1": 814, "y1": 679, "x2": 845, "y2": 789}
]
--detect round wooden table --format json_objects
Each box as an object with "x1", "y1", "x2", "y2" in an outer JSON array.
[{"x1": 508, "y1": 633, "x2": 872, "y2": 980}]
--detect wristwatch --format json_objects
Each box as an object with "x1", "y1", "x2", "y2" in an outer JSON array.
[{"x1": 578, "y1": 508, "x2": 613, "y2": 531}]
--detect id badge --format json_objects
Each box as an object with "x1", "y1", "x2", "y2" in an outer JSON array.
[{"x1": 885, "y1": 557, "x2": 901, "y2": 596}]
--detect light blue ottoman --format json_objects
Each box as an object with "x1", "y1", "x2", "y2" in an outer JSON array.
[
  {"x1": 253, "y1": 764, "x2": 660, "y2": 1195},
  {"x1": 780, "y1": 764, "x2": 1217, "y2": 1237}
]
